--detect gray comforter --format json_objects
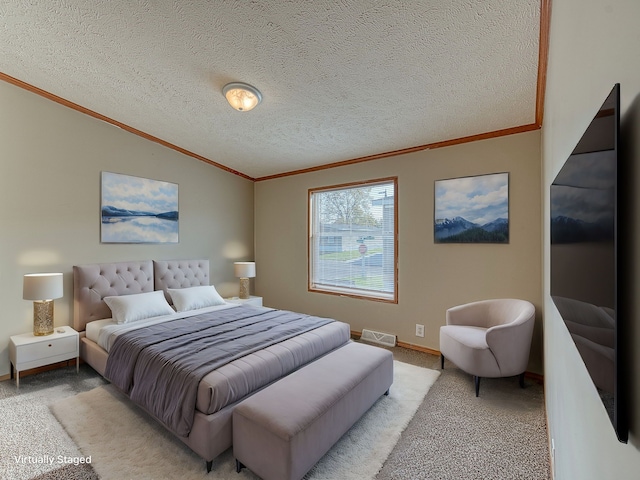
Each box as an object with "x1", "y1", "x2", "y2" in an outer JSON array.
[{"x1": 104, "y1": 305, "x2": 334, "y2": 436}]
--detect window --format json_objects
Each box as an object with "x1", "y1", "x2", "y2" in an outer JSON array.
[{"x1": 308, "y1": 177, "x2": 397, "y2": 302}]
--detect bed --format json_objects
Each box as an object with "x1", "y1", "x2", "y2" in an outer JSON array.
[{"x1": 73, "y1": 259, "x2": 352, "y2": 470}]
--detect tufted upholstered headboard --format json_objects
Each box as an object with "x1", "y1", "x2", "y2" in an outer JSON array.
[
  {"x1": 73, "y1": 259, "x2": 210, "y2": 332},
  {"x1": 153, "y1": 259, "x2": 210, "y2": 303}
]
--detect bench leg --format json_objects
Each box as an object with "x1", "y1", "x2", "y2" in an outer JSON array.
[
  {"x1": 519, "y1": 372, "x2": 525, "y2": 388},
  {"x1": 474, "y1": 376, "x2": 480, "y2": 397},
  {"x1": 440, "y1": 354, "x2": 445, "y2": 370},
  {"x1": 384, "y1": 389, "x2": 390, "y2": 396},
  {"x1": 235, "y1": 459, "x2": 245, "y2": 473},
  {"x1": 206, "y1": 460, "x2": 213, "y2": 473}
]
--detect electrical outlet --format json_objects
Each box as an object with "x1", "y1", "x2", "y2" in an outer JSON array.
[{"x1": 415, "y1": 324, "x2": 425, "y2": 337}]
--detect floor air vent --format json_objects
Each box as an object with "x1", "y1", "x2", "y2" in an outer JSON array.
[{"x1": 360, "y1": 329, "x2": 397, "y2": 347}]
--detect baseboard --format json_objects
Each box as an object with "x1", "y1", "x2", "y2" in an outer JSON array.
[
  {"x1": 396, "y1": 340, "x2": 441, "y2": 357},
  {"x1": 0, "y1": 373, "x2": 10, "y2": 382},
  {"x1": 526, "y1": 371, "x2": 544, "y2": 384},
  {"x1": 352, "y1": 329, "x2": 440, "y2": 356}
]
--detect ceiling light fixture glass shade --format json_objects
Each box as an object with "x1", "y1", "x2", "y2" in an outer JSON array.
[{"x1": 222, "y1": 82, "x2": 262, "y2": 112}]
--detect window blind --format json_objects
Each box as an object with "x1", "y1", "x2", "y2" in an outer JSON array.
[{"x1": 309, "y1": 178, "x2": 396, "y2": 302}]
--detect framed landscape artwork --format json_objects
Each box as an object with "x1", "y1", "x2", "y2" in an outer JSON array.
[
  {"x1": 434, "y1": 172, "x2": 509, "y2": 244},
  {"x1": 101, "y1": 172, "x2": 179, "y2": 243}
]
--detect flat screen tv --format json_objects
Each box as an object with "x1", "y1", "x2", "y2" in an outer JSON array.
[{"x1": 550, "y1": 83, "x2": 626, "y2": 443}]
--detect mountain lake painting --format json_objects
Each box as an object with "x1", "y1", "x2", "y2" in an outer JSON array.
[
  {"x1": 434, "y1": 172, "x2": 509, "y2": 243},
  {"x1": 101, "y1": 172, "x2": 179, "y2": 243}
]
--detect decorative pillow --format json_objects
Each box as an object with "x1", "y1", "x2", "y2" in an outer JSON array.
[
  {"x1": 104, "y1": 290, "x2": 175, "y2": 324},
  {"x1": 168, "y1": 285, "x2": 226, "y2": 312}
]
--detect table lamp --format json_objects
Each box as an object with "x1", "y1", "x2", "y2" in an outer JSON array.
[
  {"x1": 234, "y1": 262, "x2": 255, "y2": 299},
  {"x1": 23, "y1": 273, "x2": 63, "y2": 336}
]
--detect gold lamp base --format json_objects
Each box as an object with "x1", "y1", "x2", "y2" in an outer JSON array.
[
  {"x1": 33, "y1": 300, "x2": 54, "y2": 336},
  {"x1": 239, "y1": 277, "x2": 250, "y2": 299}
]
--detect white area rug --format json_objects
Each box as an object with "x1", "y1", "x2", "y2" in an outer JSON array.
[{"x1": 51, "y1": 361, "x2": 439, "y2": 480}]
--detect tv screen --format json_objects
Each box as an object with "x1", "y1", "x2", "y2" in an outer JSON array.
[{"x1": 550, "y1": 83, "x2": 626, "y2": 443}]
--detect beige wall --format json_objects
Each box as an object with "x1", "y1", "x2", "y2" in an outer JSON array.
[
  {"x1": 0, "y1": 81, "x2": 255, "y2": 377},
  {"x1": 543, "y1": 0, "x2": 640, "y2": 477},
  {"x1": 255, "y1": 130, "x2": 543, "y2": 374}
]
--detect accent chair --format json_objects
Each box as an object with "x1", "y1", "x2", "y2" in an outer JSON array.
[{"x1": 439, "y1": 298, "x2": 535, "y2": 396}]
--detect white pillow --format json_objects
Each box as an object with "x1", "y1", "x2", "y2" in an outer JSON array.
[
  {"x1": 168, "y1": 285, "x2": 226, "y2": 312},
  {"x1": 104, "y1": 290, "x2": 175, "y2": 324}
]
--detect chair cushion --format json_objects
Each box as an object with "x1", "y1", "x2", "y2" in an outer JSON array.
[
  {"x1": 440, "y1": 325, "x2": 500, "y2": 377},
  {"x1": 441, "y1": 325, "x2": 488, "y2": 349}
]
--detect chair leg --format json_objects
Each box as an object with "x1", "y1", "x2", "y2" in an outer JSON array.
[
  {"x1": 474, "y1": 376, "x2": 480, "y2": 397},
  {"x1": 440, "y1": 354, "x2": 445, "y2": 370},
  {"x1": 519, "y1": 372, "x2": 525, "y2": 389}
]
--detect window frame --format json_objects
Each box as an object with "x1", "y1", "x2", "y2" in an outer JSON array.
[{"x1": 308, "y1": 176, "x2": 398, "y2": 304}]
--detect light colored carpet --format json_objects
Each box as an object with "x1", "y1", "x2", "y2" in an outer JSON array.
[{"x1": 50, "y1": 361, "x2": 439, "y2": 480}]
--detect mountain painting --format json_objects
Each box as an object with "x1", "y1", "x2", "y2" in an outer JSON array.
[
  {"x1": 434, "y1": 172, "x2": 509, "y2": 243},
  {"x1": 101, "y1": 172, "x2": 179, "y2": 243}
]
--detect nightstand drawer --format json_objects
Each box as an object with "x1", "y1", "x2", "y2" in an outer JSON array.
[{"x1": 15, "y1": 336, "x2": 77, "y2": 363}]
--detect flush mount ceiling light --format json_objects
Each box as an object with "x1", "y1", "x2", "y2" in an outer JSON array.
[{"x1": 222, "y1": 82, "x2": 262, "y2": 112}]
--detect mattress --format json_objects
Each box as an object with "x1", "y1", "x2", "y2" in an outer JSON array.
[
  {"x1": 86, "y1": 318, "x2": 115, "y2": 343},
  {"x1": 97, "y1": 303, "x2": 239, "y2": 351},
  {"x1": 196, "y1": 320, "x2": 350, "y2": 414},
  {"x1": 91, "y1": 305, "x2": 351, "y2": 416}
]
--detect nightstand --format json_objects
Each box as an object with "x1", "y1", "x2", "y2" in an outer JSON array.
[
  {"x1": 9, "y1": 325, "x2": 79, "y2": 388},
  {"x1": 226, "y1": 295, "x2": 263, "y2": 307}
]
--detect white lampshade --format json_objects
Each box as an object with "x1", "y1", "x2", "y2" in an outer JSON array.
[
  {"x1": 223, "y1": 82, "x2": 262, "y2": 112},
  {"x1": 234, "y1": 262, "x2": 256, "y2": 279},
  {"x1": 23, "y1": 273, "x2": 64, "y2": 301}
]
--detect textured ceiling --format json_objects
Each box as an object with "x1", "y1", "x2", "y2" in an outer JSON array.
[{"x1": 0, "y1": 0, "x2": 541, "y2": 179}]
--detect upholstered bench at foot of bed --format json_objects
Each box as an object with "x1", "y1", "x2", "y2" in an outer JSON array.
[{"x1": 232, "y1": 341, "x2": 393, "y2": 480}]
